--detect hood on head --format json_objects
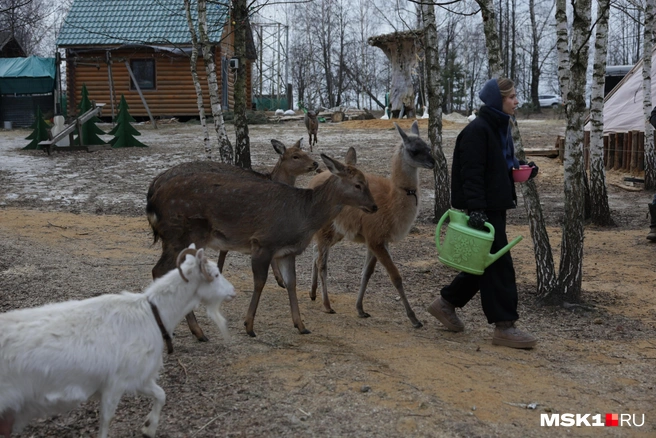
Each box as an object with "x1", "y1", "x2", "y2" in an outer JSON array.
[{"x1": 479, "y1": 78, "x2": 502, "y2": 111}]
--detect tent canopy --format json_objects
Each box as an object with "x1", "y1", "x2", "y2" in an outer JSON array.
[
  {"x1": 594, "y1": 54, "x2": 656, "y2": 134},
  {"x1": 0, "y1": 56, "x2": 56, "y2": 95}
]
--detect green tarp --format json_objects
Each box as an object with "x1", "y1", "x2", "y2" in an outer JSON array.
[{"x1": 0, "y1": 56, "x2": 55, "y2": 95}]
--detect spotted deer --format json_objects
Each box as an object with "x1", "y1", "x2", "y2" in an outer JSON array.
[{"x1": 147, "y1": 154, "x2": 377, "y2": 339}]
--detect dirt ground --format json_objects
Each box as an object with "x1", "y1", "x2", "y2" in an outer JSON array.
[{"x1": 1, "y1": 112, "x2": 655, "y2": 437}]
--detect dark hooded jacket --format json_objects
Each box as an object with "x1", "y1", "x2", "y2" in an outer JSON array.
[{"x1": 450, "y1": 79, "x2": 517, "y2": 211}]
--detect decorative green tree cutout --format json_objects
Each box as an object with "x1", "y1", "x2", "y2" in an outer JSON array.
[
  {"x1": 75, "y1": 83, "x2": 106, "y2": 146},
  {"x1": 23, "y1": 107, "x2": 50, "y2": 150},
  {"x1": 108, "y1": 95, "x2": 147, "y2": 148}
]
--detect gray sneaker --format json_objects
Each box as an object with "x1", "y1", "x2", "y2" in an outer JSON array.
[
  {"x1": 427, "y1": 297, "x2": 464, "y2": 332},
  {"x1": 492, "y1": 321, "x2": 537, "y2": 349}
]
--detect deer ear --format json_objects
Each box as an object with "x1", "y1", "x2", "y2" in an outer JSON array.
[
  {"x1": 271, "y1": 139, "x2": 286, "y2": 155},
  {"x1": 411, "y1": 120, "x2": 420, "y2": 136},
  {"x1": 321, "y1": 154, "x2": 346, "y2": 174},
  {"x1": 293, "y1": 137, "x2": 304, "y2": 149},
  {"x1": 345, "y1": 147, "x2": 357, "y2": 165}
]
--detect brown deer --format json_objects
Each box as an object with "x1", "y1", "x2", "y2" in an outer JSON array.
[
  {"x1": 308, "y1": 121, "x2": 435, "y2": 328},
  {"x1": 147, "y1": 138, "x2": 319, "y2": 289},
  {"x1": 147, "y1": 154, "x2": 377, "y2": 339},
  {"x1": 304, "y1": 109, "x2": 319, "y2": 151}
]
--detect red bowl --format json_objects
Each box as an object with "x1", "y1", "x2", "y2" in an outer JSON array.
[{"x1": 512, "y1": 165, "x2": 533, "y2": 182}]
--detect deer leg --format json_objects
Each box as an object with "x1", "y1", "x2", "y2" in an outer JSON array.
[
  {"x1": 277, "y1": 255, "x2": 310, "y2": 334},
  {"x1": 367, "y1": 243, "x2": 422, "y2": 328},
  {"x1": 356, "y1": 248, "x2": 378, "y2": 318},
  {"x1": 310, "y1": 243, "x2": 319, "y2": 299},
  {"x1": 316, "y1": 241, "x2": 334, "y2": 314},
  {"x1": 244, "y1": 250, "x2": 273, "y2": 337},
  {"x1": 270, "y1": 259, "x2": 286, "y2": 288},
  {"x1": 217, "y1": 250, "x2": 228, "y2": 273}
]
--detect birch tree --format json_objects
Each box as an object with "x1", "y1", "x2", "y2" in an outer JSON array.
[
  {"x1": 476, "y1": 0, "x2": 558, "y2": 296},
  {"x1": 420, "y1": 0, "x2": 449, "y2": 221},
  {"x1": 184, "y1": 0, "x2": 212, "y2": 159},
  {"x1": 644, "y1": 0, "x2": 656, "y2": 190},
  {"x1": 588, "y1": 0, "x2": 613, "y2": 225},
  {"x1": 198, "y1": 0, "x2": 233, "y2": 163},
  {"x1": 233, "y1": 0, "x2": 251, "y2": 169}
]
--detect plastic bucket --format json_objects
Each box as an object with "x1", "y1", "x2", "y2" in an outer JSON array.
[{"x1": 3, "y1": 121, "x2": 12, "y2": 130}]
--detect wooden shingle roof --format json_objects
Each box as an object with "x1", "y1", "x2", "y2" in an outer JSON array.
[{"x1": 57, "y1": 0, "x2": 228, "y2": 47}]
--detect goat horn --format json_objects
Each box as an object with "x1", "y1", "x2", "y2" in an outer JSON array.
[
  {"x1": 176, "y1": 248, "x2": 198, "y2": 282},
  {"x1": 199, "y1": 256, "x2": 214, "y2": 282}
]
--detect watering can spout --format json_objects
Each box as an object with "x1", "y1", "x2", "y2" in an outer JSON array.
[{"x1": 485, "y1": 235, "x2": 523, "y2": 267}]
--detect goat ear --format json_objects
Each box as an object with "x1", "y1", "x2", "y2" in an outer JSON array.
[
  {"x1": 394, "y1": 122, "x2": 409, "y2": 143},
  {"x1": 188, "y1": 243, "x2": 196, "y2": 250},
  {"x1": 196, "y1": 248, "x2": 205, "y2": 260},
  {"x1": 271, "y1": 139, "x2": 286, "y2": 155},
  {"x1": 411, "y1": 120, "x2": 420, "y2": 136},
  {"x1": 320, "y1": 154, "x2": 346, "y2": 175},
  {"x1": 345, "y1": 147, "x2": 357, "y2": 165}
]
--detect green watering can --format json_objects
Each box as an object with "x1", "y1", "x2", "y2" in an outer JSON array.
[{"x1": 435, "y1": 209, "x2": 523, "y2": 275}]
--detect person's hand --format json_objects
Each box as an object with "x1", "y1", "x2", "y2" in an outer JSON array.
[
  {"x1": 468, "y1": 210, "x2": 488, "y2": 230},
  {"x1": 519, "y1": 160, "x2": 539, "y2": 179}
]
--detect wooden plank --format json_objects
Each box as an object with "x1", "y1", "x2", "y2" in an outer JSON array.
[
  {"x1": 613, "y1": 133, "x2": 622, "y2": 170},
  {"x1": 124, "y1": 61, "x2": 157, "y2": 129},
  {"x1": 603, "y1": 135, "x2": 609, "y2": 168}
]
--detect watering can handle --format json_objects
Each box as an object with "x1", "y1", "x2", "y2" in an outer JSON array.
[
  {"x1": 435, "y1": 209, "x2": 450, "y2": 253},
  {"x1": 483, "y1": 221, "x2": 495, "y2": 238}
]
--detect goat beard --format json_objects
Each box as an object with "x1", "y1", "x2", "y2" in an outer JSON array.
[{"x1": 206, "y1": 303, "x2": 230, "y2": 341}]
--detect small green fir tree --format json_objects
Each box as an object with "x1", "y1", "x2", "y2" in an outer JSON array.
[
  {"x1": 108, "y1": 95, "x2": 147, "y2": 148},
  {"x1": 75, "y1": 84, "x2": 106, "y2": 146},
  {"x1": 23, "y1": 107, "x2": 50, "y2": 150}
]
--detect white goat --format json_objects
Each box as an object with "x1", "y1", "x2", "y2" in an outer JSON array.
[{"x1": 0, "y1": 245, "x2": 235, "y2": 438}]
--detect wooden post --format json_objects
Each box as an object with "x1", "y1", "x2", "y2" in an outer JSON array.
[
  {"x1": 638, "y1": 131, "x2": 645, "y2": 171},
  {"x1": 124, "y1": 61, "x2": 157, "y2": 129},
  {"x1": 558, "y1": 136, "x2": 565, "y2": 163},
  {"x1": 613, "y1": 133, "x2": 622, "y2": 170},
  {"x1": 623, "y1": 132, "x2": 631, "y2": 171},
  {"x1": 630, "y1": 131, "x2": 639, "y2": 172},
  {"x1": 603, "y1": 135, "x2": 609, "y2": 168},
  {"x1": 607, "y1": 134, "x2": 614, "y2": 169}
]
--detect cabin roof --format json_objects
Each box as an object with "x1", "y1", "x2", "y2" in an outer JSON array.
[{"x1": 57, "y1": 0, "x2": 228, "y2": 47}]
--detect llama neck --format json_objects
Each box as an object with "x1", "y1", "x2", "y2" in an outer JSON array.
[{"x1": 390, "y1": 145, "x2": 420, "y2": 191}]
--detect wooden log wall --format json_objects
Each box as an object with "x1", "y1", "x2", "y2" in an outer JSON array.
[
  {"x1": 579, "y1": 131, "x2": 645, "y2": 172},
  {"x1": 65, "y1": 48, "x2": 253, "y2": 119}
]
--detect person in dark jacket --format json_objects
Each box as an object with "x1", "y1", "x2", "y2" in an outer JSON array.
[{"x1": 427, "y1": 77, "x2": 539, "y2": 349}]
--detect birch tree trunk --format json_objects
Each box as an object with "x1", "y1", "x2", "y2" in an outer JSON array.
[
  {"x1": 589, "y1": 0, "x2": 613, "y2": 226},
  {"x1": 552, "y1": 0, "x2": 591, "y2": 303},
  {"x1": 555, "y1": 0, "x2": 570, "y2": 106},
  {"x1": 478, "y1": 0, "x2": 557, "y2": 296},
  {"x1": 421, "y1": 0, "x2": 449, "y2": 221},
  {"x1": 644, "y1": 0, "x2": 656, "y2": 190},
  {"x1": 184, "y1": 0, "x2": 212, "y2": 160},
  {"x1": 233, "y1": 0, "x2": 251, "y2": 169},
  {"x1": 476, "y1": 0, "x2": 503, "y2": 77},
  {"x1": 198, "y1": 0, "x2": 233, "y2": 164}
]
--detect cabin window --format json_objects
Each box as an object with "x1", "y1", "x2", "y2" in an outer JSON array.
[{"x1": 129, "y1": 59, "x2": 156, "y2": 90}]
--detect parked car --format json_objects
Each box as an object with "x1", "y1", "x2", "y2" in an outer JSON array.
[{"x1": 539, "y1": 94, "x2": 562, "y2": 108}]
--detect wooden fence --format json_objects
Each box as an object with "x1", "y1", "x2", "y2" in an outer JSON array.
[{"x1": 558, "y1": 131, "x2": 645, "y2": 172}]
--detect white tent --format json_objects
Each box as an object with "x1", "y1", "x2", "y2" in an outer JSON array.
[{"x1": 593, "y1": 55, "x2": 656, "y2": 134}]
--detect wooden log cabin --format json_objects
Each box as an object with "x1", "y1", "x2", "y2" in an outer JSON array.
[{"x1": 56, "y1": 0, "x2": 256, "y2": 120}]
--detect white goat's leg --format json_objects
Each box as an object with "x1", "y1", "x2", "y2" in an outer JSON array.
[
  {"x1": 356, "y1": 248, "x2": 378, "y2": 318},
  {"x1": 277, "y1": 255, "x2": 310, "y2": 334},
  {"x1": 98, "y1": 389, "x2": 123, "y2": 438},
  {"x1": 139, "y1": 379, "x2": 166, "y2": 438}
]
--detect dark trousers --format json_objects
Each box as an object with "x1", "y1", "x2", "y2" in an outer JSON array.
[{"x1": 440, "y1": 210, "x2": 519, "y2": 324}]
